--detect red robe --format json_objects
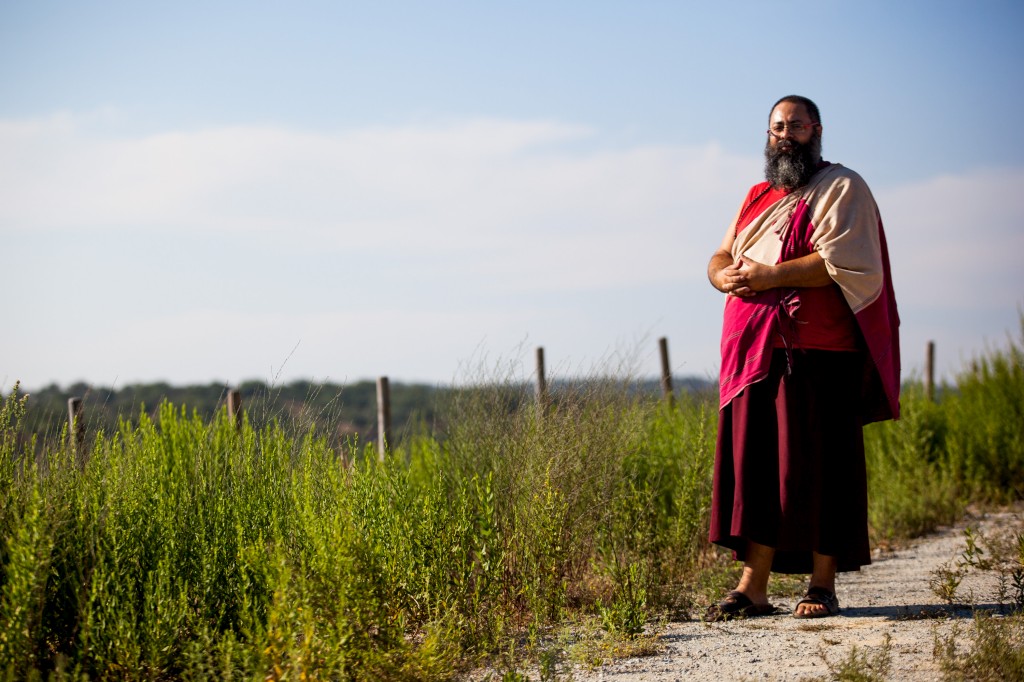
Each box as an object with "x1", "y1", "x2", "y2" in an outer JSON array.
[
  {"x1": 709, "y1": 163, "x2": 900, "y2": 573},
  {"x1": 719, "y1": 163, "x2": 900, "y2": 424}
]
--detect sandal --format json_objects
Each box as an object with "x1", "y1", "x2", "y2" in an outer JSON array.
[
  {"x1": 704, "y1": 591, "x2": 778, "y2": 622},
  {"x1": 793, "y1": 586, "x2": 840, "y2": 619}
]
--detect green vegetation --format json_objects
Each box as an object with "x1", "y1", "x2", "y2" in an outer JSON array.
[
  {"x1": 818, "y1": 633, "x2": 893, "y2": 682},
  {"x1": 14, "y1": 379, "x2": 446, "y2": 456},
  {"x1": 863, "y1": 320, "x2": 1024, "y2": 546},
  {"x1": 14, "y1": 377, "x2": 714, "y2": 460},
  {"x1": 1, "y1": 326, "x2": 1022, "y2": 680},
  {"x1": 921, "y1": 521, "x2": 1024, "y2": 681},
  {"x1": 934, "y1": 612, "x2": 1024, "y2": 681}
]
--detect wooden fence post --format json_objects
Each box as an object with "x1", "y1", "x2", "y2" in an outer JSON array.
[
  {"x1": 659, "y1": 337, "x2": 674, "y2": 405},
  {"x1": 926, "y1": 341, "x2": 936, "y2": 402},
  {"x1": 227, "y1": 389, "x2": 242, "y2": 430},
  {"x1": 535, "y1": 346, "x2": 548, "y2": 419},
  {"x1": 376, "y1": 376, "x2": 391, "y2": 460},
  {"x1": 67, "y1": 397, "x2": 85, "y2": 465}
]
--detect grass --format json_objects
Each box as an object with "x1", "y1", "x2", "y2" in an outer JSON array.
[
  {"x1": 933, "y1": 611, "x2": 1024, "y2": 681},
  {"x1": 0, "y1": 372, "x2": 719, "y2": 680},
  {"x1": 1, "y1": 323, "x2": 1023, "y2": 679},
  {"x1": 815, "y1": 633, "x2": 893, "y2": 682},
  {"x1": 920, "y1": 500, "x2": 1024, "y2": 680}
]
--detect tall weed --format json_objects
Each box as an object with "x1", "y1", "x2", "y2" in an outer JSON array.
[
  {"x1": 864, "y1": 387, "x2": 962, "y2": 544},
  {"x1": 943, "y1": 325, "x2": 1024, "y2": 502}
]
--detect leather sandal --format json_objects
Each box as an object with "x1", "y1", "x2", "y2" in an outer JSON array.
[
  {"x1": 704, "y1": 591, "x2": 778, "y2": 622},
  {"x1": 793, "y1": 586, "x2": 840, "y2": 619}
]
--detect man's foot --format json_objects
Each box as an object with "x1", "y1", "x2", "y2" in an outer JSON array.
[
  {"x1": 704, "y1": 591, "x2": 777, "y2": 622},
  {"x1": 793, "y1": 586, "x2": 840, "y2": 618}
]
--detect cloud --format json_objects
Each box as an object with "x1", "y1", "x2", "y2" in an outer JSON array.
[
  {"x1": 877, "y1": 169, "x2": 1024, "y2": 310},
  {"x1": 2, "y1": 113, "x2": 1021, "y2": 387},
  {"x1": 0, "y1": 114, "x2": 757, "y2": 295}
]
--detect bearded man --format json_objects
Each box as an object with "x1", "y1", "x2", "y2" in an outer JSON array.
[{"x1": 704, "y1": 95, "x2": 900, "y2": 620}]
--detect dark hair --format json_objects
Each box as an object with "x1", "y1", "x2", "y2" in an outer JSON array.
[{"x1": 770, "y1": 95, "x2": 821, "y2": 125}]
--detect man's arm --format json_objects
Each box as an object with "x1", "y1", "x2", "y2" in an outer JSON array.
[
  {"x1": 733, "y1": 252, "x2": 832, "y2": 295},
  {"x1": 707, "y1": 204, "x2": 743, "y2": 293},
  {"x1": 707, "y1": 195, "x2": 834, "y2": 297},
  {"x1": 708, "y1": 248, "x2": 736, "y2": 293},
  {"x1": 710, "y1": 248, "x2": 832, "y2": 298}
]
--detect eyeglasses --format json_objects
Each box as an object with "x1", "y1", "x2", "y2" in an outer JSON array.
[{"x1": 767, "y1": 121, "x2": 819, "y2": 138}]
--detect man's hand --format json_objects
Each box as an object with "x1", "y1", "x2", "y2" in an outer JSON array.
[
  {"x1": 732, "y1": 257, "x2": 777, "y2": 295},
  {"x1": 713, "y1": 259, "x2": 756, "y2": 297},
  {"x1": 709, "y1": 253, "x2": 772, "y2": 297},
  {"x1": 710, "y1": 252, "x2": 832, "y2": 297}
]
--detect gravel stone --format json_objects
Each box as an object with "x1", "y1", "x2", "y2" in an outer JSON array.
[{"x1": 570, "y1": 509, "x2": 1022, "y2": 681}]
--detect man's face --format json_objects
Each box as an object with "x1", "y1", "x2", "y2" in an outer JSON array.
[
  {"x1": 764, "y1": 102, "x2": 822, "y2": 190},
  {"x1": 767, "y1": 102, "x2": 819, "y2": 151}
]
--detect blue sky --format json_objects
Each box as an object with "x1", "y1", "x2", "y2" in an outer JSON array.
[{"x1": 2, "y1": 1, "x2": 1023, "y2": 390}]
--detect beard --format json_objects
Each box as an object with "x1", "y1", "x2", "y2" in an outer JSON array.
[{"x1": 764, "y1": 133, "x2": 822, "y2": 190}]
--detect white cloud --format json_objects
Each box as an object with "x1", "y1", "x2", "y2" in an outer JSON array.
[
  {"x1": 875, "y1": 169, "x2": 1024, "y2": 380},
  {"x1": 877, "y1": 169, "x2": 1024, "y2": 310},
  {"x1": 2, "y1": 113, "x2": 1021, "y2": 388},
  {"x1": 0, "y1": 114, "x2": 756, "y2": 294}
]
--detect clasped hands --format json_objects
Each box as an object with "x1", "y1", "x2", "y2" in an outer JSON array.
[{"x1": 717, "y1": 257, "x2": 775, "y2": 298}]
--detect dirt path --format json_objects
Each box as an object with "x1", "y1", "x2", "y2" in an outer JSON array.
[{"x1": 574, "y1": 508, "x2": 1022, "y2": 681}]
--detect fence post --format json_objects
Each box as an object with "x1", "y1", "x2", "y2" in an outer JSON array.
[
  {"x1": 659, "y1": 336, "x2": 674, "y2": 405},
  {"x1": 67, "y1": 397, "x2": 85, "y2": 465},
  {"x1": 535, "y1": 346, "x2": 547, "y2": 419},
  {"x1": 227, "y1": 389, "x2": 242, "y2": 430},
  {"x1": 376, "y1": 376, "x2": 391, "y2": 461},
  {"x1": 925, "y1": 340, "x2": 936, "y2": 402}
]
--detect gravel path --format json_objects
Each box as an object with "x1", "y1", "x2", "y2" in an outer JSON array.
[{"x1": 573, "y1": 508, "x2": 1022, "y2": 681}]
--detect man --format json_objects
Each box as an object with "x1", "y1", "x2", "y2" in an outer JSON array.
[{"x1": 705, "y1": 95, "x2": 900, "y2": 620}]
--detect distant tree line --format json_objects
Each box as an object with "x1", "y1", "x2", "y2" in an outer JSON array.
[
  {"x1": 14, "y1": 380, "x2": 442, "y2": 454},
  {"x1": 10, "y1": 376, "x2": 716, "y2": 455}
]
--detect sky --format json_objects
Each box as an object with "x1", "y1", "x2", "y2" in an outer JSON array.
[{"x1": 2, "y1": 1, "x2": 1023, "y2": 392}]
